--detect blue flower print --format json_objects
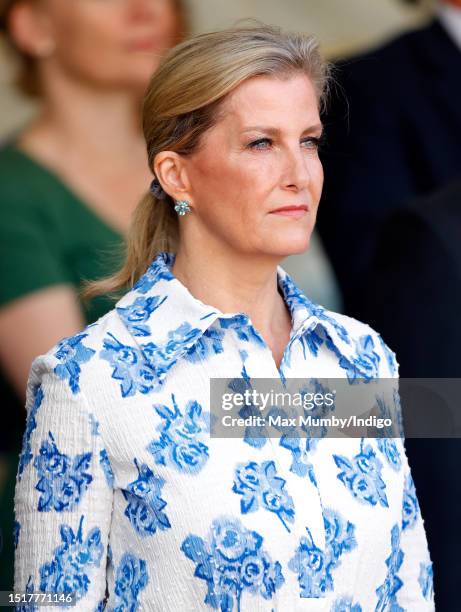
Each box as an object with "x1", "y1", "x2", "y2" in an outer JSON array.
[
  {"x1": 331, "y1": 596, "x2": 362, "y2": 612},
  {"x1": 39, "y1": 514, "x2": 103, "y2": 602},
  {"x1": 402, "y1": 474, "x2": 419, "y2": 531},
  {"x1": 181, "y1": 516, "x2": 284, "y2": 611},
  {"x1": 374, "y1": 395, "x2": 402, "y2": 438},
  {"x1": 95, "y1": 600, "x2": 105, "y2": 612},
  {"x1": 132, "y1": 252, "x2": 175, "y2": 294},
  {"x1": 220, "y1": 315, "x2": 266, "y2": 347},
  {"x1": 185, "y1": 326, "x2": 225, "y2": 363},
  {"x1": 16, "y1": 575, "x2": 38, "y2": 612},
  {"x1": 418, "y1": 561, "x2": 434, "y2": 601},
  {"x1": 377, "y1": 334, "x2": 398, "y2": 376},
  {"x1": 226, "y1": 377, "x2": 268, "y2": 449},
  {"x1": 375, "y1": 524, "x2": 404, "y2": 612},
  {"x1": 13, "y1": 519, "x2": 20, "y2": 549},
  {"x1": 100, "y1": 333, "x2": 157, "y2": 397},
  {"x1": 113, "y1": 552, "x2": 149, "y2": 612},
  {"x1": 116, "y1": 295, "x2": 168, "y2": 337},
  {"x1": 239, "y1": 350, "x2": 251, "y2": 385},
  {"x1": 337, "y1": 334, "x2": 381, "y2": 383},
  {"x1": 298, "y1": 326, "x2": 325, "y2": 359},
  {"x1": 123, "y1": 458, "x2": 171, "y2": 536},
  {"x1": 279, "y1": 273, "x2": 350, "y2": 344},
  {"x1": 277, "y1": 382, "x2": 328, "y2": 480},
  {"x1": 160, "y1": 321, "x2": 204, "y2": 360},
  {"x1": 17, "y1": 384, "x2": 43, "y2": 481},
  {"x1": 53, "y1": 333, "x2": 95, "y2": 394},
  {"x1": 279, "y1": 435, "x2": 317, "y2": 485},
  {"x1": 147, "y1": 393, "x2": 210, "y2": 474},
  {"x1": 88, "y1": 412, "x2": 100, "y2": 436},
  {"x1": 278, "y1": 272, "x2": 310, "y2": 312},
  {"x1": 323, "y1": 508, "x2": 357, "y2": 568},
  {"x1": 377, "y1": 438, "x2": 402, "y2": 472},
  {"x1": 232, "y1": 460, "x2": 295, "y2": 532},
  {"x1": 288, "y1": 526, "x2": 330, "y2": 597},
  {"x1": 100, "y1": 449, "x2": 115, "y2": 488},
  {"x1": 333, "y1": 440, "x2": 388, "y2": 507},
  {"x1": 33, "y1": 432, "x2": 92, "y2": 512},
  {"x1": 393, "y1": 388, "x2": 405, "y2": 439},
  {"x1": 138, "y1": 322, "x2": 204, "y2": 384},
  {"x1": 289, "y1": 508, "x2": 357, "y2": 599}
]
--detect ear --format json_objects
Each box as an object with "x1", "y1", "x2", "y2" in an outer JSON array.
[
  {"x1": 153, "y1": 151, "x2": 192, "y2": 202},
  {"x1": 8, "y1": 0, "x2": 56, "y2": 58}
]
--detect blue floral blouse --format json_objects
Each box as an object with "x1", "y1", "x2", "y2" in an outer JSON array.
[{"x1": 14, "y1": 251, "x2": 434, "y2": 611}]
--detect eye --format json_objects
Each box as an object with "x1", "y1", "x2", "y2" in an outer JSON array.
[
  {"x1": 301, "y1": 136, "x2": 323, "y2": 150},
  {"x1": 247, "y1": 138, "x2": 272, "y2": 150}
]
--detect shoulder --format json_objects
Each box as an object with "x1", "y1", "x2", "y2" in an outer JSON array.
[
  {"x1": 0, "y1": 143, "x2": 31, "y2": 187},
  {"x1": 332, "y1": 21, "x2": 433, "y2": 103},
  {"x1": 337, "y1": 21, "x2": 431, "y2": 75},
  {"x1": 27, "y1": 307, "x2": 134, "y2": 404},
  {"x1": 0, "y1": 144, "x2": 47, "y2": 213}
]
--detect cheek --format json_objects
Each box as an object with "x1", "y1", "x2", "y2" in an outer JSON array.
[
  {"x1": 192, "y1": 156, "x2": 272, "y2": 228},
  {"x1": 310, "y1": 158, "x2": 324, "y2": 203},
  {"x1": 52, "y1": 9, "x2": 125, "y2": 70}
]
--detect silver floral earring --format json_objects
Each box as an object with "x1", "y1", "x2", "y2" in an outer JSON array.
[{"x1": 174, "y1": 200, "x2": 191, "y2": 216}]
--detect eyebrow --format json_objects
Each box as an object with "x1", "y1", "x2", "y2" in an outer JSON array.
[{"x1": 241, "y1": 123, "x2": 324, "y2": 135}]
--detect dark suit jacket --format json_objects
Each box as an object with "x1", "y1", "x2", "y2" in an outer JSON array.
[
  {"x1": 362, "y1": 179, "x2": 461, "y2": 611},
  {"x1": 363, "y1": 180, "x2": 461, "y2": 378},
  {"x1": 318, "y1": 18, "x2": 461, "y2": 317}
]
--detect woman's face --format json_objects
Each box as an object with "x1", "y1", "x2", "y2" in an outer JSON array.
[
  {"x1": 21, "y1": 0, "x2": 180, "y2": 90},
  {"x1": 182, "y1": 73, "x2": 324, "y2": 259}
]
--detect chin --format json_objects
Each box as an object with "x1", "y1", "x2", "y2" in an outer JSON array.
[
  {"x1": 264, "y1": 234, "x2": 312, "y2": 257},
  {"x1": 113, "y1": 60, "x2": 163, "y2": 89},
  {"x1": 284, "y1": 228, "x2": 313, "y2": 252}
]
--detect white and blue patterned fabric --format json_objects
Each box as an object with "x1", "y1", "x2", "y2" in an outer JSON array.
[{"x1": 14, "y1": 251, "x2": 434, "y2": 611}]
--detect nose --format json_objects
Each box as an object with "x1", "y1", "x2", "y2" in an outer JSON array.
[{"x1": 282, "y1": 145, "x2": 313, "y2": 192}]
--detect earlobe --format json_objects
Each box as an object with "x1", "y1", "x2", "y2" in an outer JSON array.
[{"x1": 153, "y1": 151, "x2": 191, "y2": 201}]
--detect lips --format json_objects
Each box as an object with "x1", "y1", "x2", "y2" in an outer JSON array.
[
  {"x1": 269, "y1": 204, "x2": 309, "y2": 218},
  {"x1": 270, "y1": 205, "x2": 309, "y2": 213},
  {"x1": 128, "y1": 39, "x2": 158, "y2": 52}
]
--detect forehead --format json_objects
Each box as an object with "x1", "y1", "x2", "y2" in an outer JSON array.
[{"x1": 220, "y1": 73, "x2": 320, "y2": 126}]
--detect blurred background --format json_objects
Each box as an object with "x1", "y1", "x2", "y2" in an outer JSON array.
[
  {"x1": 0, "y1": 0, "x2": 432, "y2": 136},
  {"x1": 1, "y1": 0, "x2": 460, "y2": 609}
]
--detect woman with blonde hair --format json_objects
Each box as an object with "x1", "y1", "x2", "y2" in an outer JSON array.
[{"x1": 14, "y1": 24, "x2": 433, "y2": 610}]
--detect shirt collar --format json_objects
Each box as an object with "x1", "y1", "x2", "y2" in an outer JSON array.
[{"x1": 114, "y1": 251, "x2": 356, "y2": 381}]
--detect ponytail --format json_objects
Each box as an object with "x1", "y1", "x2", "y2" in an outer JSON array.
[{"x1": 81, "y1": 192, "x2": 178, "y2": 301}]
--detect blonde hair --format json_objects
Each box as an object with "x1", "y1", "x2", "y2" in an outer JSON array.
[
  {"x1": 82, "y1": 23, "x2": 332, "y2": 301},
  {"x1": 0, "y1": 0, "x2": 188, "y2": 97}
]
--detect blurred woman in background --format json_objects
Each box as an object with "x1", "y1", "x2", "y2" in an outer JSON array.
[{"x1": 0, "y1": 0, "x2": 186, "y2": 588}]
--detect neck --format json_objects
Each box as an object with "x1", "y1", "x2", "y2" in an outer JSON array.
[
  {"x1": 21, "y1": 68, "x2": 144, "y2": 164},
  {"x1": 172, "y1": 241, "x2": 290, "y2": 340}
]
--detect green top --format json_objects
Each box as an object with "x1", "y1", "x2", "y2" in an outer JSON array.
[
  {"x1": 0, "y1": 140, "x2": 125, "y2": 453},
  {"x1": 0, "y1": 141, "x2": 124, "y2": 323}
]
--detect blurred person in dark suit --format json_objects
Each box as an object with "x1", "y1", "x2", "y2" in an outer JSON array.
[
  {"x1": 318, "y1": 0, "x2": 461, "y2": 318},
  {"x1": 361, "y1": 178, "x2": 461, "y2": 610},
  {"x1": 364, "y1": 179, "x2": 461, "y2": 380},
  {"x1": 317, "y1": 3, "x2": 461, "y2": 608},
  {"x1": 0, "y1": 0, "x2": 186, "y2": 589}
]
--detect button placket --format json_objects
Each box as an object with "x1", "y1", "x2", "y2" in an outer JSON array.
[{"x1": 229, "y1": 324, "x2": 327, "y2": 558}]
